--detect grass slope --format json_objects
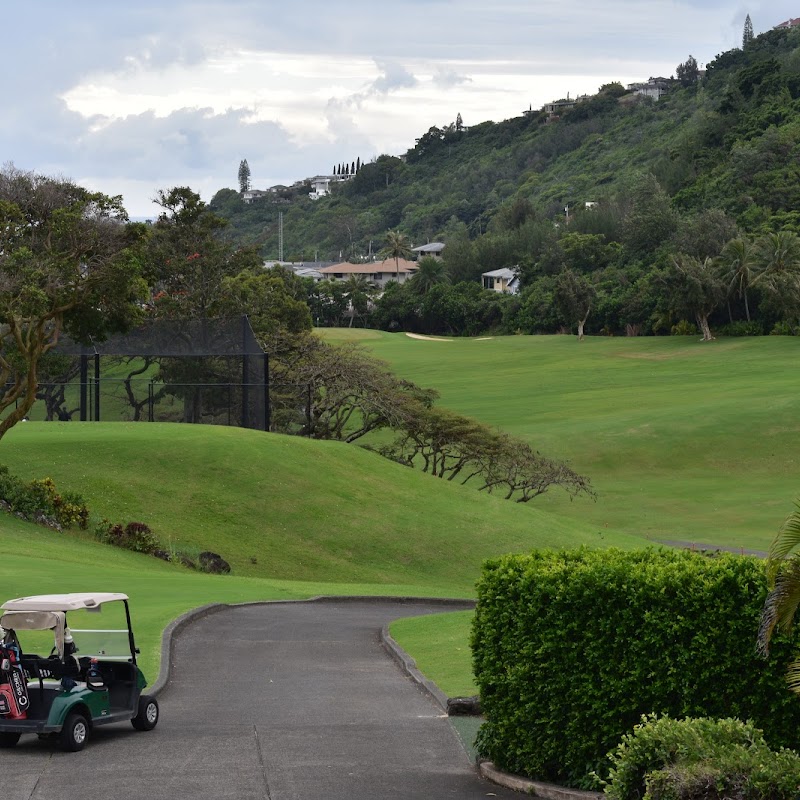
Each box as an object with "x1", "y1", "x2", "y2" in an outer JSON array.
[
  {"x1": 0, "y1": 513, "x2": 469, "y2": 680},
  {"x1": 322, "y1": 330, "x2": 800, "y2": 551},
  {"x1": 1, "y1": 422, "x2": 643, "y2": 595}
]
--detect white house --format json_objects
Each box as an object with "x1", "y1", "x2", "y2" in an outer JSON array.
[
  {"x1": 482, "y1": 268, "x2": 519, "y2": 294},
  {"x1": 412, "y1": 242, "x2": 446, "y2": 260},
  {"x1": 627, "y1": 78, "x2": 674, "y2": 101}
]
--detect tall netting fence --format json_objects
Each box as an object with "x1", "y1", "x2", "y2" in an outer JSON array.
[{"x1": 28, "y1": 317, "x2": 284, "y2": 432}]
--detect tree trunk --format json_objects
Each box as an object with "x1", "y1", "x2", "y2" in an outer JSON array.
[
  {"x1": 696, "y1": 313, "x2": 714, "y2": 341},
  {"x1": 744, "y1": 289, "x2": 751, "y2": 322},
  {"x1": 577, "y1": 306, "x2": 591, "y2": 341}
]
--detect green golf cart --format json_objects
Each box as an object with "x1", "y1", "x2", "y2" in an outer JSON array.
[{"x1": 0, "y1": 593, "x2": 158, "y2": 751}]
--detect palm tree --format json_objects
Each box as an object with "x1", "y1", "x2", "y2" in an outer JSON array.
[
  {"x1": 382, "y1": 230, "x2": 413, "y2": 281},
  {"x1": 752, "y1": 231, "x2": 800, "y2": 315},
  {"x1": 342, "y1": 275, "x2": 373, "y2": 328},
  {"x1": 758, "y1": 501, "x2": 800, "y2": 692},
  {"x1": 716, "y1": 237, "x2": 757, "y2": 322},
  {"x1": 409, "y1": 256, "x2": 450, "y2": 295}
]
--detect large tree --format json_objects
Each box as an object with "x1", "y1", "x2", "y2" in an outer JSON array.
[
  {"x1": 660, "y1": 254, "x2": 724, "y2": 341},
  {"x1": 553, "y1": 268, "x2": 596, "y2": 340},
  {"x1": 237, "y1": 159, "x2": 251, "y2": 194},
  {"x1": 0, "y1": 166, "x2": 145, "y2": 440}
]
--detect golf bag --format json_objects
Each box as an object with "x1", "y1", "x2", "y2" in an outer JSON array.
[{"x1": 0, "y1": 642, "x2": 29, "y2": 719}]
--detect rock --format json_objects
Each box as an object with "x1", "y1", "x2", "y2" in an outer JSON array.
[
  {"x1": 447, "y1": 695, "x2": 482, "y2": 716},
  {"x1": 198, "y1": 551, "x2": 231, "y2": 575}
]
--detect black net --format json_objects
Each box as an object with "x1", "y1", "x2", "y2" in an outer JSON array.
[{"x1": 37, "y1": 317, "x2": 270, "y2": 431}]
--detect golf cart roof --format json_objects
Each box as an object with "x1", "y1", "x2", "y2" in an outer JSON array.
[{"x1": 1, "y1": 593, "x2": 129, "y2": 612}]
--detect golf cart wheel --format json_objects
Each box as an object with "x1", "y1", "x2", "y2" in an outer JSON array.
[
  {"x1": 59, "y1": 712, "x2": 90, "y2": 752},
  {"x1": 131, "y1": 694, "x2": 159, "y2": 731},
  {"x1": 0, "y1": 732, "x2": 20, "y2": 748}
]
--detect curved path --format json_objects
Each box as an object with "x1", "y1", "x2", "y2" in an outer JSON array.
[{"x1": 2, "y1": 599, "x2": 518, "y2": 799}]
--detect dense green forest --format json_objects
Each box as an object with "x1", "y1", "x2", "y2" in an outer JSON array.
[{"x1": 208, "y1": 26, "x2": 800, "y2": 337}]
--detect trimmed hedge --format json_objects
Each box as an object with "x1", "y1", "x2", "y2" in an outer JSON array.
[{"x1": 471, "y1": 548, "x2": 800, "y2": 789}]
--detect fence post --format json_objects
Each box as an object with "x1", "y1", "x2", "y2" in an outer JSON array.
[
  {"x1": 241, "y1": 316, "x2": 250, "y2": 429},
  {"x1": 79, "y1": 353, "x2": 88, "y2": 421},
  {"x1": 306, "y1": 383, "x2": 312, "y2": 437},
  {"x1": 263, "y1": 353, "x2": 270, "y2": 432},
  {"x1": 94, "y1": 353, "x2": 101, "y2": 421}
]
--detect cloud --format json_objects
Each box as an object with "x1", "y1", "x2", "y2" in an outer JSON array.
[
  {"x1": 5, "y1": 0, "x2": 800, "y2": 215},
  {"x1": 432, "y1": 68, "x2": 473, "y2": 89}
]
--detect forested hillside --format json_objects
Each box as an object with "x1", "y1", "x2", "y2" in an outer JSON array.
[{"x1": 209, "y1": 26, "x2": 800, "y2": 337}]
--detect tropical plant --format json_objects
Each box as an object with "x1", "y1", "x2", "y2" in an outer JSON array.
[
  {"x1": 408, "y1": 256, "x2": 450, "y2": 295},
  {"x1": 381, "y1": 230, "x2": 413, "y2": 280},
  {"x1": 758, "y1": 500, "x2": 800, "y2": 691},
  {"x1": 342, "y1": 275, "x2": 374, "y2": 327},
  {"x1": 717, "y1": 237, "x2": 758, "y2": 321},
  {"x1": 752, "y1": 231, "x2": 800, "y2": 319}
]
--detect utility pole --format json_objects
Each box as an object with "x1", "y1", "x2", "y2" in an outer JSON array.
[{"x1": 278, "y1": 212, "x2": 284, "y2": 262}]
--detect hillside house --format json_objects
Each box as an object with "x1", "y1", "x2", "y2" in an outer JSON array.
[
  {"x1": 412, "y1": 242, "x2": 445, "y2": 260},
  {"x1": 775, "y1": 17, "x2": 800, "y2": 28},
  {"x1": 317, "y1": 258, "x2": 418, "y2": 288},
  {"x1": 482, "y1": 268, "x2": 519, "y2": 294},
  {"x1": 308, "y1": 174, "x2": 351, "y2": 200},
  {"x1": 627, "y1": 78, "x2": 674, "y2": 101}
]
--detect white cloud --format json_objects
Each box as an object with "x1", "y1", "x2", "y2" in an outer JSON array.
[{"x1": 3, "y1": 0, "x2": 799, "y2": 214}]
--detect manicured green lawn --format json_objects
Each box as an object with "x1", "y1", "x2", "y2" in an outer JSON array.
[
  {"x1": 389, "y1": 610, "x2": 476, "y2": 697},
  {"x1": 1, "y1": 423, "x2": 644, "y2": 591},
  {"x1": 324, "y1": 330, "x2": 800, "y2": 551}
]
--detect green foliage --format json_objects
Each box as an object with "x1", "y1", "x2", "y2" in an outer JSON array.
[
  {"x1": 604, "y1": 715, "x2": 800, "y2": 800},
  {"x1": 471, "y1": 548, "x2": 800, "y2": 788},
  {"x1": 94, "y1": 519, "x2": 163, "y2": 556},
  {"x1": 0, "y1": 467, "x2": 88, "y2": 529}
]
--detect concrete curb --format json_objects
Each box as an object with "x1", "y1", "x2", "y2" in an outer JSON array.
[
  {"x1": 479, "y1": 762, "x2": 604, "y2": 800},
  {"x1": 150, "y1": 596, "x2": 591, "y2": 798},
  {"x1": 380, "y1": 624, "x2": 451, "y2": 712}
]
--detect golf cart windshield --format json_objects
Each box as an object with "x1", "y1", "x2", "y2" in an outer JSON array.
[
  {"x1": 69, "y1": 629, "x2": 132, "y2": 660},
  {"x1": 0, "y1": 594, "x2": 136, "y2": 663}
]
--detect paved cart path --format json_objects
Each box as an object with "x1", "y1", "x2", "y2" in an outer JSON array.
[{"x1": 2, "y1": 599, "x2": 517, "y2": 799}]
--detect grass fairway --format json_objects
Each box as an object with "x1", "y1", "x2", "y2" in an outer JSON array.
[{"x1": 322, "y1": 330, "x2": 800, "y2": 551}]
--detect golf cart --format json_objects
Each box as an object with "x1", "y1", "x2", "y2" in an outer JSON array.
[{"x1": 0, "y1": 593, "x2": 158, "y2": 751}]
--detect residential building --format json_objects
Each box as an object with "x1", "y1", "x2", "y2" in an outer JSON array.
[
  {"x1": 775, "y1": 17, "x2": 800, "y2": 28},
  {"x1": 317, "y1": 259, "x2": 418, "y2": 288},
  {"x1": 482, "y1": 268, "x2": 519, "y2": 294},
  {"x1": 627, "y1": 78, "x2": 674, "y2": 101},
  {"x1": 412, "y1": 242, "x2": 445, "y2": 260}
]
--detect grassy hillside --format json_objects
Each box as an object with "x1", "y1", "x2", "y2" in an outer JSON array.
[
  {"x1": 0, "y1": 512, "x2": 476, "y2": 680},
  {"x1": 212, "y1": 27, "x2": 800, "y2": 257},
  {"x1": 0, "y1": 422, "x2": 642, "y2": 592},
  {"x1": 322, "y1": 329, "x2": 800, "y2": 550}
]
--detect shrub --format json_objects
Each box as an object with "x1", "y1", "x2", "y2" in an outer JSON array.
[
  {"x1": 770, "y1": 321, "x2": 797, "y2": 336},
  {"x1": 94, "y1": 520, "x2": 161, "y2": 555},
  {"x1": 717, "y1": 321, "x2": 764, "y2": 337},
  {"x1": 0, "y1": 467, "x2": 89, "y2": 530},
  {"x1": 471, "y1": 548, "x2": 800, "y2": 789},
  {"x1": 671, "y1": 320, "x2": 697, "y2": 335},
  {"x1": 604, "y1": 715, "x2": 800, "y2": 800}
]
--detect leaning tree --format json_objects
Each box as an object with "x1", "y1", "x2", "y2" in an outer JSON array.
[{"x1": 0, "y1": 165, "x2": 146, "y2": 441}]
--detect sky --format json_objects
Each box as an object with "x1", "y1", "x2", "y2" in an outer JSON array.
[{"x1": 2, "y1": 1, "x2": 796, "y2": 217}]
